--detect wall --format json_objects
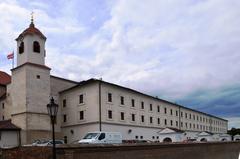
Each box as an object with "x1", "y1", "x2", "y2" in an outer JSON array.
[
  {"x1": 50, "y1": 76, "x2": 77, "y2": 133},
  {"x1": 102, "y1": 123, "x2": 162, "y2": 141},
  {"x1": 0, "y1": 142, "x2": 239, "y2": 159},
  {"x1": 0, "y1": 131, "x2": 20, "y2": 148},
  {"x1": 60, "y1": 82, "x2": 100, "y2": 143},
  {"x1": 100, "y1": 82, "x2": 227, "y2": 135}
]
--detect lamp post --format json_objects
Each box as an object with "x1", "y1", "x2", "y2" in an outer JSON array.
[{"x1": 47, "y1": 97, "x2": 58, "y2": 159}]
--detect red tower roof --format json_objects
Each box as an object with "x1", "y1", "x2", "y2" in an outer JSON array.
[
  {"x1": 16, "y1": 22, "x2": 46, "y2": 41},
  {"x1": 0, "y1": 71, "x2": 11, "y2": 85}
]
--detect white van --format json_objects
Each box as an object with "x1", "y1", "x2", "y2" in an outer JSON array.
[{"x1": 78, "y1": 131, "x2": 122, "y2": 144}]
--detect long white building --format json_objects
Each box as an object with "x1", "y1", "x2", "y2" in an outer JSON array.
[{"x1": 0, "y1": 19, "x2": 228, "y2": 144}]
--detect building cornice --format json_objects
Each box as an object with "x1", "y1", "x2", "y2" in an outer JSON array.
[
  {"x1": 11, "y1": 62, "x2": 51, "y2": 72},
  {"x1": 11, "y1": 111, "x2": 49, "y2": 116}
]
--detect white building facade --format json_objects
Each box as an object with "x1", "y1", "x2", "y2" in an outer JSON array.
[
  {"x1": 59, "y1": 79, "x2": 228, "y2": 143},
  {"x1": 0, "y1": 20, "x2": 228, "y2": 144}
]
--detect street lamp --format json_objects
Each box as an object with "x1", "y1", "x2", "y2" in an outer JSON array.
[{"x1": 47, "y1": 97, "x2": 58, "y2": 159}]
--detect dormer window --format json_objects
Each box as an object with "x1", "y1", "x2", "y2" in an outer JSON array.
[
  {"x1": 19, "y1": 42, "x2": 24, "y2": 54},
  {"x1": 33, "y1": 41, "x2": 40, "y2": 53}
]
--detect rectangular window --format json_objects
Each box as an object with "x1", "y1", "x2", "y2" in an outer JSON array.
[
  {"x1": 108, "y1": 93, "x2": 112, "y2": 102},
  {"x1": 176, "y1": 110, "x2": 178, "y2": 116},
  {"x1": 149, "y1": 104, "x2": 152, "y2": 111},
  {"x1": 157, "y1": 118, "x2": 160, "y2": 124},
  {"x1": 2, "y1": 103, "x2": 4, "y2": 109},
  {"x1": 164, "y1": 108, "x2": 167, "y2": 114},
  {"x1": 2, "y1": 116, "x2": 4, "y2": 120},
  {"x1": 164, "y1": 119, "x2": 167, "y2": 125},
  {"x1": 185, "y1": 113, "x2": 187, "y2": 119},
  {"x1": 150, "y1": 117, "x2": 153, "y2": 124},
  {"x1": 63, "y1": 114, "x2": 67, "y2": 122},
  {"x1": 176, "y1": 121, "x2": 178, "y2": 127},
  {"x1": 63, "y1": 99, "x2": 66, "y2": 107},
  {"x1": 131, "y1": 99, "x2": 135, "y2": 107},
  {"x1": 170, "y1": 109, "x2": 173, "y2": 115},
  {"x1": 108, "y1": 110, "x2": 112, "y2": 119},
  {"x1": 121, "y1": 112, "x2": 124, "y2": 120},
  {"x1": 181, "y1": 112, "x2": 183, "y2": 117},
  {"x1": 79, "y1": 94, "x2": 84, "y2": 104},
  {"x1": 189, "y1": 114, "x2": 192, "y2": 119},
  {"x1": 131, "y1": 114, "x2": 135, "y2": 121},
  {"x1": 181, "y1": 122, "x2": 183, "y2": 127},
  {"x1": 170, "y1": 120, "x2": 173, "y2": 126},
  {"x1": 141, "y1": 101, "x2": 144, "y2": 109},
  {"x1": 120, "y1": 96, "x2": 124, "y2": 105},
  {"x1": 141, "y1": 115, "x2": 144, "y2": 122},
  {"x1": 193, "y1": 115, "x2": 195, "y2": 120},
  {"x1": 80, "y1": 111, "x2": 84, "y2": 120},
  {"x1": 185, "y1": 123, "x2": 188, "y2": 128},
  {"x1": 157, "y1": 105, "x2": 160, "y2": 112}
]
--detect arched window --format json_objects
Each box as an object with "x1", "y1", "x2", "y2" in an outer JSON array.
[
  {"x1": 163, "y1": 137, "x2": 172, "y2": 143},
  {"x1": 19, "y1": 42, "x2": 24, "y2": 54},
  {"x1": 33, "y1": 41, "x2": 40, "y2": 53}
]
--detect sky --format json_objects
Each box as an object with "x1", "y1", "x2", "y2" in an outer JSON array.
[{"x1": 0, "y1": 0, "x2": 240, "y2": 129}]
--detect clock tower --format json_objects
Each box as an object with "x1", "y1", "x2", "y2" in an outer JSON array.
[{"x1": 11, "y1": 16, "x2": 52, "y2": 144}]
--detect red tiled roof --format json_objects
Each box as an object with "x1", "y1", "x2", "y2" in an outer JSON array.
[
  {"x1": 16, "y1": 22, "x2": 46, "y2": 41},
  {"x1": 0, "y1": 120, "x2": 21, "y2": 131},
  {"x1": 0, "y1": 71, "x2": 11, "y2": 85}
]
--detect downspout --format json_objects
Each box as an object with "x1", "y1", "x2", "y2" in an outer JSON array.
[
  {"x1": 99, "y1": 80, "x2": 102, "y2": 131},
  {"x1": 179, "y1": 106, "x2": 181, "y2": 130},
  {"x1": 18, "y1": 130, "x2": 21, "y2": 147},
  {"x1": 210, "y1": 117, "x2": 212, "y2": 133}
]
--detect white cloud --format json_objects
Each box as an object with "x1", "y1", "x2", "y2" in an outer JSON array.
[
  {"x1": 226, "y1": 117, "x2": 240, "y2": 129},
  {"x1": 72, "y1": 0, "x2": 240, "y2": 99}
]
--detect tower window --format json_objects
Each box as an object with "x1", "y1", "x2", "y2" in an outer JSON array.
[
  {"x1": 33, "y1": 41, "x2": 40, "y2": 53},
  {"x1": 19, "y1": 42, "x2": 24, "y2": 54}
]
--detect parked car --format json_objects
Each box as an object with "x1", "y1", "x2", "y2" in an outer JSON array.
[
  {"x1": 78, "y1": 131, "x2": 122, "y2": 144},
  {"x1": 33, "y1": 139, "x2": 64, "y2": 146}
]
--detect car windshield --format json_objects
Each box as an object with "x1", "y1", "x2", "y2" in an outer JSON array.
[{"x1": 83, "y1": 133, "x2": 99, "y2": 139}]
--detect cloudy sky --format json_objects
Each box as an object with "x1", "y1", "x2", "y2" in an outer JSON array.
[{"x1": 0, "y1": 0, "x2": 240, "y2": 129}]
